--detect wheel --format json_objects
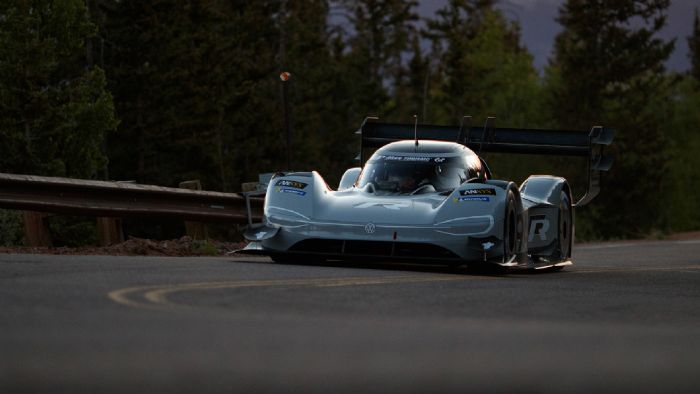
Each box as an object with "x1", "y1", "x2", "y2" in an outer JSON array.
[
  {"x1": 503, "y1": 189, "x2": 522, "y2": 264},
  {"x1": 557, "y1": 190, "x2": 573, "y2": 261}
]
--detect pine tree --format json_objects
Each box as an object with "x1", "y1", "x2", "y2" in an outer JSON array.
[
  {"x1": 281, "y1": 0, "x2": 356, "y2": 181},
  {"x1": 390, "y1": 33, "x2": 429, "y2": 121},
  {"x1": 663, "y1": 76, "x2": 700, "y2": 232},
  {"x1": 425, "y1": 0, "x2": 539, "y2": 126},
  {"x1": 689, "y1": 8, "x2": 700, "y2": 82},
  {"x1": 0, "y1": 0, "x2": 117, "y2": 178},
  {"x1": 547, "y1": 0, "x2": 675, "y2": 238},
  {"x1": 339, "y1": 0, "x2": 418, "y2": 122},
  {"x1": 100, "y1": 1, "x2": 280, "y2": 190}
]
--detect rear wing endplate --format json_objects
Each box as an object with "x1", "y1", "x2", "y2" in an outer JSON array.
[{"x1": 356, "y1": 117, "x2": 614, "y2": 206}]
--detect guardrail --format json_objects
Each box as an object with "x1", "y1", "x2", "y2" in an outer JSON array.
[
  {"x1": 0, "y1": 173, "x2": 264, "y2": 222},
  {"x1": 0, "y1": 173, "x2": 264, "y2": 246}
]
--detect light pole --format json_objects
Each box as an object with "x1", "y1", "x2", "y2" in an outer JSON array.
[{"x1": 280, "y1": 71, "x2": 292, "y2": 170}]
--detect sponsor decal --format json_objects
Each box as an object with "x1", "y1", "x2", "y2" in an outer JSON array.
[
  {"x1": 364, "y1": 222, "x2": 376, "y2": 234},
  {"x1": 459, "y1": 188, "x2": 496, "y2": 196},
  {"x1": 276, "y1": 187, "x2": 306, "y2": 196},
  {"x1": 274, "y1": 179, "x2": 308, "y2": 189},
  {"x1": 454, "y1": 196, "x2": 490, "y2": 202},
  {"x1": 528, "y1": 215, "x2": 550, "y2": 242}
]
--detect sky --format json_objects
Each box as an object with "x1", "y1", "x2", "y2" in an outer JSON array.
[{"x1": 418, "y1": 0, "x2": 696, "y2": 73}]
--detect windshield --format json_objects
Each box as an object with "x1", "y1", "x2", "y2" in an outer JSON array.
[{"x1": 357, "y1": 155, "x2": 478, "y2": 195}]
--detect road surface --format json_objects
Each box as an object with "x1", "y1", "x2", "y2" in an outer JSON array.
[{"x1": 1, "y1": 238, "x2": 699, "y2": 393}]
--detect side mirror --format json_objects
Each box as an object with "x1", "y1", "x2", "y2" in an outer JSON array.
[{"x1": 338, "y1": 167, "x2": 361, "y2": 191}]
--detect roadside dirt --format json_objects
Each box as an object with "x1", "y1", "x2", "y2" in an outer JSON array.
[
  {"x1": 662, "y1": 231, "x2": 700, "y2": 241},
  {"x1": 0, "y1": 236, "x2": 246, "y2": 257}
]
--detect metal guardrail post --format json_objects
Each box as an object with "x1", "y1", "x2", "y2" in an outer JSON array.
[
  {"x1": 179, "y1": 180, "x2": 208, "y2": 240},
  {"x1": 23, "y1": 211, "x2": 52, "y2": 247},
  {"x1": 96, "y1": 217, "x2": 124, "y2": 246}
]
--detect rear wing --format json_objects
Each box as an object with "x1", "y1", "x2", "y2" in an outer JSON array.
[{"x1": 356, "y1": 117, "x2": 614, "y2": 206}]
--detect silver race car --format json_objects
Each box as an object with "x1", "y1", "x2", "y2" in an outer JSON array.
[{"x1": 243, "y1": 117, "x2": 613, "y2": 270}]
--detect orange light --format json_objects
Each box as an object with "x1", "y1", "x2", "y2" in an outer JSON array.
[{"x1": 279, "y1": 71, "x2": 291, "y2": 82}]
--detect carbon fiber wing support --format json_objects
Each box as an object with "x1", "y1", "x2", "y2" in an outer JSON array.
[{"x1": 357, "y1": 117, "x2": 614, "y2": 206}]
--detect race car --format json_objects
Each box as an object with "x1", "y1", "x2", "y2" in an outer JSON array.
[{"x1": 242, "y1": 117, "x2": 613, "y2": 270}]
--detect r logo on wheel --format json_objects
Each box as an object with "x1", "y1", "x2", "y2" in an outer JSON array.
[{"x1": 528, "y1": 216, "x2": 550, "y2": 242}]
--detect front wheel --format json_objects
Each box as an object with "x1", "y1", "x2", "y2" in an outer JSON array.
[{"x1": 503, "y1": 189, "x2": 523, "y2": 265}]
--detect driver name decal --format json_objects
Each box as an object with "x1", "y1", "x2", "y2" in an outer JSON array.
[{"x1": 376, "y1": 155, "x2": 446, "y2": 162}]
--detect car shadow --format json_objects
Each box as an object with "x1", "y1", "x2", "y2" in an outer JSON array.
[{"x1": 235, "y1": 253, "x2": 529, "y2": 277}]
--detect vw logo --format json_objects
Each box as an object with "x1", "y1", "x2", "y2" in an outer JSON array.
[{"x1": 364, "y1": 223, "x2": 376, "y2": 234}]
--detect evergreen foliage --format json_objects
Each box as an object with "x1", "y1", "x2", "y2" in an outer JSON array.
[
  {"x1": 689, "y1": 8, "x2": 700, "y2": 81},
  {"x1": 0, "y1": 0, "x2": 698, "y2": 243},
  {"x1": 547, "y1": 0, "x2": 675, "y2": 238},
  {"x1": 0, "y1": 210, "x2": 24, "y2": 246},
  {"x1": 0, "y1": 0, "x2": 118, "y2": 178},
  {"x1": 99, "y1": 1, "x2": 281, "y2": 190},
  {"x1": 425, "y1": 1, "x2": 541, "y2": 127},
  {"x1": 281, "y1": 0, "x2": 357, "y2": 182},
  {"x1": 663, "y1": 76, "x2": 700, "y2": 231},
  {"x1": 340, "y1": 0, "x2": 418, "y2": 122}
]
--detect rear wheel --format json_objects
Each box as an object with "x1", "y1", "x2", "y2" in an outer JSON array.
[{"x1": 557, "y1": 190, "x2": 573, "y2": 261}]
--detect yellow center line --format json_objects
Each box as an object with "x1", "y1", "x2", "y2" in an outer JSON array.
[
  {"x1": 108, "y1": 265, "x2": 700, "y2": 310},
  {"x1": 107, "y1": 284, "x2": 169, "y2": 309},
  {"x1": 108, "y1": 274, "x2": 485, "y2": 310}
]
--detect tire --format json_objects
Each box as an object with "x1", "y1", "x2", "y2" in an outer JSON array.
[
  {"x1": 557, "y1": 190, "x2": 573, "y2": 261},
  {"x1": 503, "y1": 189, "x2": 521, "y2": 264}
]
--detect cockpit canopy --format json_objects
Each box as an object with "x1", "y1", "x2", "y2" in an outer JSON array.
[{"x1": 357, "y1": 141, "x2": 484, "y2": 195}]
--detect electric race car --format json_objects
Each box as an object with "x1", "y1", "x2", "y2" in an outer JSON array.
[{"x1": 243, "y1": 117, "x2": 613, "y2": 270}]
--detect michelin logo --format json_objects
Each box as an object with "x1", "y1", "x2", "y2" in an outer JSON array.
[
  {"x1": 455, "y1": 196, "x2": 490, "y2": 202},
  {"x1": 277, "y1": 187, "x2": 306, "y2": 196}
]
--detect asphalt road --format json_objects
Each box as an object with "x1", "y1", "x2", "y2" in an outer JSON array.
[{"x1": 1, "y1": 239, "x2": 699, "y2": 393}]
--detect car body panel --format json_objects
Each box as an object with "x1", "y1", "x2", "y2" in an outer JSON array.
[{"x1": 256, "y1": 168, "x2": 512, "y2": 263}]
